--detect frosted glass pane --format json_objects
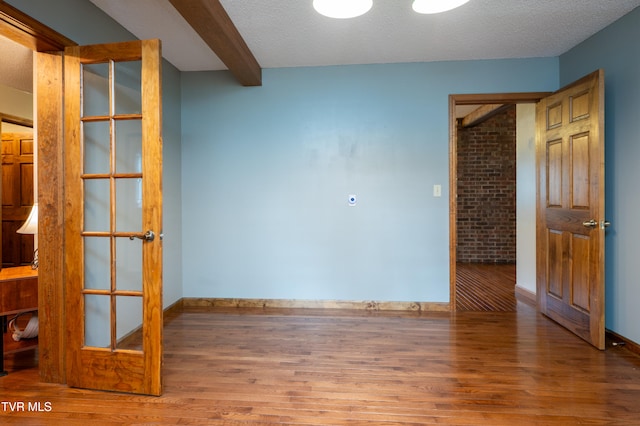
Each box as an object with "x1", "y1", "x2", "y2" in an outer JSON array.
[
  {"x1": 84, "y1": 179, "x2": 110, "y2": 232},
  {"x1": 115, "y1": 178, "x2": 142, "y2": 232},
  {"x1": 114, "y1": 60, "x2": 142, "y2": 115},
  {"x1": 115, "y1": 119, "x2": 142, "y2": 174},
  {"x1": 116, "y1": 296, "x2": 143, "y2": 351},
  {"x1": 83, "y1": 121, "x2": 110, "y2": 174},
  {"x1": 84, "y1": 294, "x2": 110, "y2": 348},
  {"x1": 116, "y1": 237, "x2": 142, "y2": 292},
  {"x1": 83, "y1": 63, "x2": 110, "y2": 117},
  {"x1": 84, "y1": 237, "x2": 110, "y2": 291}
]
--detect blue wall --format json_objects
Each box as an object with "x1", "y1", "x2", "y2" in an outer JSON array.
[
  {"x1": 560, "y1": 7, "x2": 640, "y2": 344},
  {"x1": 9, "y1": 0, "x2": 639, "y2": 343},
  {"x1": 181, "y1": 59, "x2": 557, "y2": 302},
  {"x1": 7, "y1": 0, "x2": 137, "y2": 45}
]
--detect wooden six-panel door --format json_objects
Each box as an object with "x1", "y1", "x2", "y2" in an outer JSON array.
[
  {"x1": 1, "y1": 132, "x2": 34, "y2": 268},
  {"x1": 64, "y1": 39, "x2": 163, "y2": 394},
  {"x1": 536, "y1": 70, "x2": 606, "y2": 350}
]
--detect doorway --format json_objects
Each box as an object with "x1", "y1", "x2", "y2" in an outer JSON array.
[
  {"x1": 1, "y1": 36, "x2": 35, "y2": 269},
  {"x1": 1, "y1": 5, "x2": 166, "y2": 389},
  {"x1": 1, "y1": 2, "x2": 76, "y2": 383},
  {"x1": 449, "y1": 93, "x2": 549, "y2": 311},
  {"x1": 455, "y1": 104, "x2": 517, "y2": 311}
]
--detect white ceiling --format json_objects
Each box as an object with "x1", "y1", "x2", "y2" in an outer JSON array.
[
  {"x1": 88, "y1": 0, "x2": 640, "y2": 72},
  {"x1": 2, "y1": 1, "x2": 639, "y2": 104}
]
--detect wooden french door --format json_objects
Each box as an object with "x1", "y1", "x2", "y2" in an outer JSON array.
[
  {"x1": 64, "y1": 40, "x2": 163, "y2": 394},
  {"x1": 536, "y1": 70, "x2": 606, "y2": 350}
]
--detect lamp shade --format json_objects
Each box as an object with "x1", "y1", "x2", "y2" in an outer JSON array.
[
  {"x1": 17, "y1": 203, "x2": 38, "y2": 235},
  {"x1": 313, "y1": 0, "x2": 373, "y2": 19},
  {"x1": 412, "y1": 0, "x2": 470, "y2": 14}
]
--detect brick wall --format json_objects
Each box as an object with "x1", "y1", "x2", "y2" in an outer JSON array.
[{"x1": 456, "y1": 105, "x2": 516, "y2": 263}]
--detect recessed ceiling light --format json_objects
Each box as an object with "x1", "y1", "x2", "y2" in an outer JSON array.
[
  {"x1": 412, "y1": 0, "x2": 471, "y2": 14},
  {"x1": 313, "y1": 0, "x2": 373, "y2": 19}
]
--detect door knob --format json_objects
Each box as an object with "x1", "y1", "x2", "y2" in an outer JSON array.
[
  {"x1": 582, "y1": 220, "x2": 611, "y2": 230},
  {"x1": 129, "y1": 230, "x2": 155, "y2": 242}
]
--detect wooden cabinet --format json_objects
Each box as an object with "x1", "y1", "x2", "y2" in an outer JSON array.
[
  {"x1": 1, "y1": 133, "x2": 35, "y2": 269},
  {"x1": 0, "y1": 266, "x2": 38, "y2": 375}
]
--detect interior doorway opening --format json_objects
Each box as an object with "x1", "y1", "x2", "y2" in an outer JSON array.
[
  {"x1": 1, "y1": 35, "x2": 35, "y2": 269},
  {"x1": 0, "y1": 2, "x2": 77, "y2": 383},
  {"x1": 0, "y1": 34, "x2": 37, "y2": 375},
  {"x1": 449, "y1": 93, "x2": 549, "y2": 312},
  {"x1": 455, "y1": 104, "x2": 517, "y2": 311}
]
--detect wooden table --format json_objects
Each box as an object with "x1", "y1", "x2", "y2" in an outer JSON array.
[{"x1": 0, "y1": 266, "x2": 38, "y2": 376}]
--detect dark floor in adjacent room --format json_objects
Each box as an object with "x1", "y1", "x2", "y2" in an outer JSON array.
[{"x1": 456, "y1": 263, "x2": 518, "y2": 311}]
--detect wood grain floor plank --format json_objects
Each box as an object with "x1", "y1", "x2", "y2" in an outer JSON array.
[
  {"x1": 456, "y1": 263, "x2": 517, "y2": 311},
  {"x1": 2, "y1": 304, "x2": 640, "y2": 424}
]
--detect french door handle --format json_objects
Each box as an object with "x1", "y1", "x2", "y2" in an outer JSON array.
[{"x1": 129, "y1": 230, "x2": 155, "y2": 242}]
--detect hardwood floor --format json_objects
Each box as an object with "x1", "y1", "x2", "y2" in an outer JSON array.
[
  {"x1": 2, "y1": 304, "x2": 640, "y2": 424},
  {"x1": 456, "y1": 263, "x2": 517, "y2": 311}
]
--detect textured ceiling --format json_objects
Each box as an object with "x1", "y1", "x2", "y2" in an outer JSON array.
[
  {"x1": 0, "y1": 37, "x2": 33, "y2": 93},
  {"x1": 2, "y1": 1, "x2": 639, "y2": 94},
  {"x1": 89, "y1": 0, "x2": 640, "y2": 72}
]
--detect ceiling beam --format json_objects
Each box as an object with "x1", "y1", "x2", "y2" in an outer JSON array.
[
  {"x1": 460, "y1": 104, "x2": 509, "y2": 128},
  {"x1": 168, "y1": 0, "x2": 261, "y2": 86}
]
